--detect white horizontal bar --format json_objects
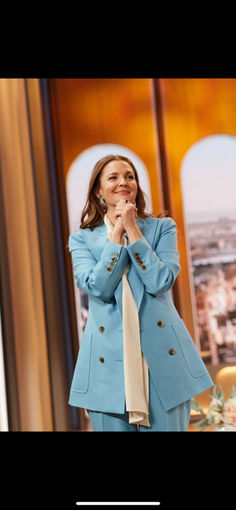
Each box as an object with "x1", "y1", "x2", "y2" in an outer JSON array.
[{"x1": 76, "y1": 504, "x2": 161, "y2": 507}]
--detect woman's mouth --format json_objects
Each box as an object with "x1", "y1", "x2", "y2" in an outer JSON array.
[{"x1": 115, "y1": 190, "x2": 130, "y2": 195}]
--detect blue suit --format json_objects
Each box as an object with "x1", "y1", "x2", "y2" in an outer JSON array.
[{"x1": 68, "y1": 216, "x2": 213, "y2": 414}]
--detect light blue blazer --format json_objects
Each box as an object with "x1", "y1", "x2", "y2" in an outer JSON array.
[{"x1": 68, "y1": 216, "x2": 213, "y2": 413}]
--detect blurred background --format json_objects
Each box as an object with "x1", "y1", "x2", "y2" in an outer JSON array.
[{"x1": 1, "y1": 78, "x2": 236, "y2": 431}]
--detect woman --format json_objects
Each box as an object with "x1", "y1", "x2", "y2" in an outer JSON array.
[{"x1": 68, "y1": 154, "x2": 213, "y2": 431}]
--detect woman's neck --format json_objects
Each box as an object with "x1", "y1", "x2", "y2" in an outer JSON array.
[{"x1": 105, "y1": 209, "x2": 117, "y2": 227}]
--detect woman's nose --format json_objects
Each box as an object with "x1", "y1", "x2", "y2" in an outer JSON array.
[{"x1": 118, "y1": 176, "x2": 127, "y2": 185}]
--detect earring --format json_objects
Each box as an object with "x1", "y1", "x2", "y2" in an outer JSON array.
[{"x1": 98, "y1": 194, "x2": 107, "y2": 213}]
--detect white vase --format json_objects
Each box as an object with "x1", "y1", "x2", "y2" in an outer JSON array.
[{"x1": 214, "y1": 423, "x2": 236, "y2": 431}]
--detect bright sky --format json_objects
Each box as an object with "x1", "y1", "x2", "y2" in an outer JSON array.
[{"x1": 181, "y1": 134, "x2": 236, "y2": 219}]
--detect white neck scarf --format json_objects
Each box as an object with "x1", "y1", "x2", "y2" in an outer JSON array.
[{"x1": 104, "y1": 214, "x2": 150, "y2": 427}]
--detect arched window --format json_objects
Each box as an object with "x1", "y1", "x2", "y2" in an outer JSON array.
[{"x1": 181, "y1": 135, "x2": 236, "y2": 366}]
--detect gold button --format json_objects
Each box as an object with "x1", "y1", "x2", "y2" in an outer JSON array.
[
  {"x1": 141, "y1": 265, "x2": 146, "y2": 270},
  {"x1": 99, "y1": 326, "x2": 105, "y2": 333},
  {"x1": 113, "y1": 252, "x2": 119, "y2": 257},
  {"x1": 99, "y1": 356, "x2": 104, "y2": 363},
  {"x1": 134, "y1": 253, "x2": 139, "y2": 258},
  {"x1": 157, "y1": 320, "x2": 164, "y2": 327},
  {"x1": 107, "y1": 266, "x2": 112, "y2": 271},
  {"x1": 169, "y1": 348, "x2": 176, "y2": 356}
]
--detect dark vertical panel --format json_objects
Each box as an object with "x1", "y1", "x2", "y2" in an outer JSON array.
[
  {"x1": 151, "y1": 79, "x2": 171, "y2": 213},
  {"x1": 47, "y1": 78, "x2": 86, "y2": 430},
  {"x1": 151, "y1": 78, "x2": 181, "y2": 314},
  {"x1": 45, "y1": 78, "x2": 81, "y2": 429},
  {"x1": 47, "y1": 79, "x2": 80, "y2": 364}
]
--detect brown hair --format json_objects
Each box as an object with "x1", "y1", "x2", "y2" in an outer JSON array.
[{"x1": 79, "y1": 154, "x2": 168, "y2": 230}]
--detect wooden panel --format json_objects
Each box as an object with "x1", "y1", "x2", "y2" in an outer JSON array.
[{"x1": 53, "y1": 78, "x2": 164, "y2": 217}]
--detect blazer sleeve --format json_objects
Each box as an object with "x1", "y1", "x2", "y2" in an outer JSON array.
[
  {"x1": 68, "y1": 229, "x2": 129, "y2": 299},
  {"x1": 126, "y1": 217, "x2": 181, "y2": 296}
]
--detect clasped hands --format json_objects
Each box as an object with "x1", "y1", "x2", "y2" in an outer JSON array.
[{"x1": 113, "y1": 199, "x2": 138, "y2": 238}]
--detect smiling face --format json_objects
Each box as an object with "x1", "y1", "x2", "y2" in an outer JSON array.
[{"x1": 96, "y1": 160, "x2": 138, "y2": 213}]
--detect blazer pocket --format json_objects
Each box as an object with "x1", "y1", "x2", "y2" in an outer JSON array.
[
  {"x1": 172, "y1": 319, "x2": 208, "y2": 378},
  {"x1": 71, "y1": 332, "x2": 92, "y2": 393}
]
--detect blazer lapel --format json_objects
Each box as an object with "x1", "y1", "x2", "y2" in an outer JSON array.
[{"x1": 85, "y1": 218, "x2": 154, "y2": 316}]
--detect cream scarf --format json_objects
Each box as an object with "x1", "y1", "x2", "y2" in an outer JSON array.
[{"x1": 104, "y1": 214, "x2": 150, "y2": 427}]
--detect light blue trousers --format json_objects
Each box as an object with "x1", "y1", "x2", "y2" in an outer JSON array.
[{"x1": 87, "y1": 373, "x2": 191, "y2": 432}]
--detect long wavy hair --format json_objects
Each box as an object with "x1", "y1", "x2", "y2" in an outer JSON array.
[{"x1": 79, "y1": 154, "x2": 168, "y2": 230}]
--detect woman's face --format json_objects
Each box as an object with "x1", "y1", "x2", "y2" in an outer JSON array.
[{"x1": 97, "y1": 160, "x2": 138, "y2": 212}]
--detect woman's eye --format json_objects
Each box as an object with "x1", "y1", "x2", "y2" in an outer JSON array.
[{"x1": 108, "y1": 175, "x2": 134, "y2": 180}]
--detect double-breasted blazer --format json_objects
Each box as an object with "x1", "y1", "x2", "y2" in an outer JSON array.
[{"x1": 68, "y1": 216, "x2": 213, "y2": 413}]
